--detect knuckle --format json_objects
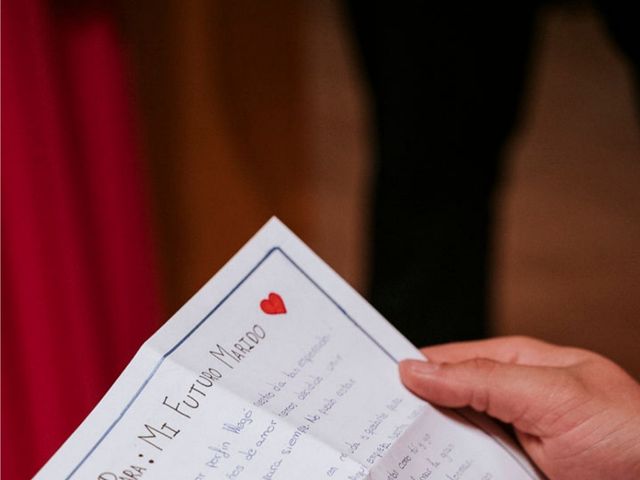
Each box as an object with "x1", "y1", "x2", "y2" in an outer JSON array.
[
  {"x1": 551, "y1": 367, "x2": 587, "y2": 402},
  {"x1": 469, "y1": 385, "x2": 490, "y2": 412},
  {"x1": 465, "y1": 359, "x2": 499, "y2": 412},
  {"x1": 470, "y1": 357, "x2": 499, "y2": 375},
  {"x1": 561, "y1": 346, "x2": 599, "y2": 363},
  {"x1": 508, "y1": 335, "x2": 548, "y2": 350}
]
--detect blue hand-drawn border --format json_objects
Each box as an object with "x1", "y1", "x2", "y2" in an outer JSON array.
[{"x1": 67, "y1": 247, "x2": 535, "y2": 479}]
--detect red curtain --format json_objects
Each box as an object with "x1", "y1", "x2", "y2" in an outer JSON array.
[{"x1": 2, "y1": 0, "x2": 163, "y2": 477}]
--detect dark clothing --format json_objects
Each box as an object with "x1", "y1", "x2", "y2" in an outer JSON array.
[{"x1": 346, "y1": 1, "x2": 639, "y2": 347}]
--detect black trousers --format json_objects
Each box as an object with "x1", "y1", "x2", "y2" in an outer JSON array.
[{"x1": 346, "y1": 1, "x2": 639, "y2": 347}]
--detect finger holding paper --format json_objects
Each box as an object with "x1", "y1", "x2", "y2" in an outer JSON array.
[
  {"x1": 401, "y1": 337, "x2": 640, "y2": 480},
  {"x1": 419, "y1": 336, "x2": 594, "y2": 366}
]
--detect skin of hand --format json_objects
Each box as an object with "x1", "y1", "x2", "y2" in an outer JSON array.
[{"x1": 399, "y1": 336, "x2": 640, "y2": 480}]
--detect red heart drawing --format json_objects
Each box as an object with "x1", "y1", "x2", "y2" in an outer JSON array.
[{"x1": 260, "y1": 292, "x2": 287, "y2": 315}]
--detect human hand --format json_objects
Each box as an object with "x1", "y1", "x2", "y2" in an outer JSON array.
[{"x1": 399, "y1": 336, "x2": 640, "y2": 480}]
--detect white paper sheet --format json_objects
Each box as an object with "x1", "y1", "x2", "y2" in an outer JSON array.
[{"x1": 35, "y1": 218, "x2": 541, "y2": 480}]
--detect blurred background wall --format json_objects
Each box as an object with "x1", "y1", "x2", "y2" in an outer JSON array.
[
  {"x1": 119, "y1": 0, "x2": 639, "y2": 375},
  {"x1": 117, "y1": 0, "x2": 371, "y2": 312},
  {"x1": 494, "y1": 6, "x2": 640, "y2": 379}
]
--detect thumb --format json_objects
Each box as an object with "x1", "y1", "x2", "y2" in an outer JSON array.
[{"x1": 399, "y1": 358, "x2": 580, "y2": 436}]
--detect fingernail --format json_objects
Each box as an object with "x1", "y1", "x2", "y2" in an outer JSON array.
[{"x1": 401, "y1": 359, "x2": 440, "y2": 376}]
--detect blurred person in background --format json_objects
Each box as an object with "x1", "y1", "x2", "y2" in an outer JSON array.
[{"x1": 347, "y1": 0, "x2": 639, "y2": 347}]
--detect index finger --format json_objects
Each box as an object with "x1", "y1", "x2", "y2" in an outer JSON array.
[{"x1": 419, "y1": 336, "x2": 591, "y2": 367}]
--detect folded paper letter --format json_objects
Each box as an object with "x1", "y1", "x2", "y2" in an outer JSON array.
[{"x1": 36, "y1": 218, "x2": 541, "y2": 479}]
